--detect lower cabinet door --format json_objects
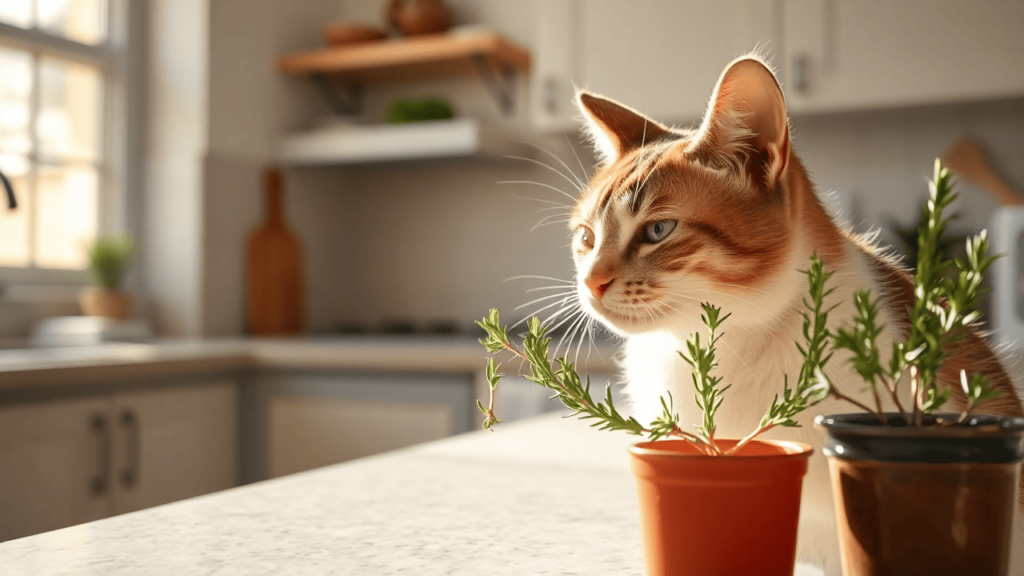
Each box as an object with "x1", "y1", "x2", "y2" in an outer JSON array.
[
  {"x1": 0, "y1": 397, "x2": 112, "y2": 542},
  {"x1": 264, "y1": 374, "x2": 472, "y2": 478},
  {"x1": 111, "y1": 381, "x2": 238, "y2": 515}
]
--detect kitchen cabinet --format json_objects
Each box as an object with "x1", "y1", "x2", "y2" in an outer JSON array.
[
  {"x1": 532, "y1": 0, "x2": 1024, "y2": 130},
  {"x1": 111, "y1": 383, "x2": 237, "y2": 515},
  {"x1": 259, "y1": 373, "x2": 472, "y2": 478},
  {"x1": 531, "y1": 0, "x2": 776, "y2": 131},
  {"x1": 0, "y1": 397, "x2": 111, "y2": 542},
  {"x1": 780, "y1": 0, "x2": 1024, "y2": 114},
  {"x1": 0, "y1": 381, "x2": 237, "y2": 541}
]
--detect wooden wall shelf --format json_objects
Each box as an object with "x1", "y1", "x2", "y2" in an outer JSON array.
[
  {"x1": 277, "y1": 32, "x2": 529, "y2": 115},
  {"x1": 277, "y1": 32, "x2": 530, "y2": 82}
]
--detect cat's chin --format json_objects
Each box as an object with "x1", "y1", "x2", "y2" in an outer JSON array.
[{"x1": 583, "y1": 299, "x2": 661, "y2": 337}]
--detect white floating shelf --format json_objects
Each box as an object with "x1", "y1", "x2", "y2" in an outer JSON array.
[{"x1": 278, "y1": 118, "x2": 528, "y2": 166}]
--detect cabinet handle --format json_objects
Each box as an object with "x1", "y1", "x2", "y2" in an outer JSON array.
[
  {"x1": 89, "y1": 415, "x2": 109, "y2": 496},
  {"x1": 120, "y1": 409, "x2": 139, "y2": 488},
  {"x1": 793, "y1": 54, "x2": 809, "y2": 93}
]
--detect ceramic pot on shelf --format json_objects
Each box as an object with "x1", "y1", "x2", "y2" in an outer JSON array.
[
  {"x1": 629, "y1": 438, "x2": 813, "y2": 576},
  {"x1": 386, "y1": 0, "x2": 453, "y2": 36},
  {"x1": 79, "y1": 287, "x2": 132, "y2": 320}
]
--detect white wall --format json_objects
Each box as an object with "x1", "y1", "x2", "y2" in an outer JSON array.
[{"x1": 141, "y1": 0, "x2": 1024, "y2": 337}]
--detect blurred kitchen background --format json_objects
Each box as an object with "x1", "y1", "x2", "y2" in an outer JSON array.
[{"x1": 1, "y1": 0, "x2": 1023, "y2": 543}]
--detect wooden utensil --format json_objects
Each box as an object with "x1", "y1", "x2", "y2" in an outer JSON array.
[
  {"x1": 246, "y1": 168, "x2": 305, "y2": 335},
  {"x1": 941, "y1": 137, "x2": 1024, "y2": 205}
]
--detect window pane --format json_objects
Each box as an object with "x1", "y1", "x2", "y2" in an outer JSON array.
[
  {"x1": 0, "y1": 0, "x2": 32, "y2": 28},
  {"x1": 34, "y1": 163, "x2": 97, "y2": 269},
  {"x1": 37, "y1": 0, "x2": 106, "y2": 45},
  {"x1": 0, "y1": 154, "x2": 31, "y2": 267},
  {"x1": 38, "y1": 56, "x2": 101, "y2": 161},
  {"x1": 0, "y1": 46, "x2": 32, "y2": 155}
]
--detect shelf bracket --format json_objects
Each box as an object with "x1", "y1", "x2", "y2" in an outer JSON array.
[
  {"x1": 470, "y1": 54, "x2": 516, "y2": 115},
  {"x1": 310, "y1": 73, "x2": 362, "y2": 116}
]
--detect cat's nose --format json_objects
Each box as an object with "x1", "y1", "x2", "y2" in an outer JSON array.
[{"x1": 586, "y1": 275, "x2": 615, "y2": 300}]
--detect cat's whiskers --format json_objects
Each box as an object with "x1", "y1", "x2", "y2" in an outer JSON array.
[
  {"x1": 564, "y1": 133, "x2": 591, "y2": 188},
  {"x1": 510, "y1": 295, "x2": 577, "y2": 330},
  {"x1": 519, "y1": 142, "x2": 589, "y2": 191},
  {"x1": 500, "y1": 180, "x2": 578, "y2": 203},
  {"x1": 509, "y1": 193, "x2": 571, "y2": 209},
  {"x1": 503, "y1": 155, "x2": 583, "y2": 194},
  {"x1": 555, "y1": 307, "x2": 590, "y2": 358},
  {"x1": 531, "y1": 215, "x2": 573, "y2": 232},
  {"x1": 514, "y1": 291, "x2": 580, "y2": 312},
  {"x1": 525, "y1": 285, "x2": 577, "y2": 293},
  {"x1": 505, "y1": 275, "x2": 574, "y2": 284}
]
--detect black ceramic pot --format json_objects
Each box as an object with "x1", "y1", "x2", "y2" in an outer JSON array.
[{"x1": 816, "y1": 412, "x2": 1024, "y2": 576}]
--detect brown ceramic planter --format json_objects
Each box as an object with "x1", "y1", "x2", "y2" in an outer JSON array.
[
  {"x1": 629, "y1": 439, "x2": 813, "y2": 576},
  {"x1": 79, "y1": 287, "x2": 132, "y2": 320},
  {"x1": 816, "y1": 413, "x2": 1024, "y2": 576}
]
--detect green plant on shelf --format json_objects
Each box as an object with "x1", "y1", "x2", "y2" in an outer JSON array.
[{"x1": 86, "y1": 234, "x2": 134, "y2": 290}]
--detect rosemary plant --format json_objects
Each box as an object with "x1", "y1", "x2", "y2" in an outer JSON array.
[
  {"x1": 477, "y1": 278, "x2": 829, "y2": 455},
  {"x1": 824, "y1": 159, "x2": 1000, "y2": 424}
]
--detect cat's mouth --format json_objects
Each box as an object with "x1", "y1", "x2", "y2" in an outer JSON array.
[{"x1": 586, "y1": 296, "x2": 660, "y2": 334}]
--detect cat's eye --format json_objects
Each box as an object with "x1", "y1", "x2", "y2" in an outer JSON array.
[
  {"x1": 642, "y1": 220, "x2": 677, "y2": 243},
  {"x1": 578, "y1": 225, "x2": 595, "y2": 249}
]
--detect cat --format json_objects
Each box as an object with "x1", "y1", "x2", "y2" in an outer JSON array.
[{"x1": 565, "y1": 53, "x2": 1024, "y2": 574}]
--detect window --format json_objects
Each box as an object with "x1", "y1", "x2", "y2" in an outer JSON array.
[{"x1": 0, "y1": 0, "x2": 113, "y2": 275}]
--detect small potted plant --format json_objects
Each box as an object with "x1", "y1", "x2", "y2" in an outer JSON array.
[
  {"x1": 80, "y1": 234, "x2": 134, "y2": 320},
  {"x1": 477, "y1": 285, "x2": 834, "y2": 575},
  {"x1": 813, "y1": 161, "x2": 1024, "y2": 575}
]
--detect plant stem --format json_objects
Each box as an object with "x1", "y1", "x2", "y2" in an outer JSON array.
[
  {"x1": 878, "y1": 374, "x2": 910, "y2": 423},
  {"x1": 831, "y1": 383, "x2": 887, "y2": 424},
  {"x1": 723, "y1": 423, "x2": 777, "y2": 456},
  {"x1": 910, "y1": 365, "x2": 922, "y2": 426}
]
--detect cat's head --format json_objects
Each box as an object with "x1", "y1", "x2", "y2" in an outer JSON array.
[{"x1": 571, "y1": 55, "x2": 806, "y2": 337}]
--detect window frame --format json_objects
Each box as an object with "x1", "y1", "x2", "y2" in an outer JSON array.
[{"x1": 0, "y1": 0, "x2": 133, "y2": 292}]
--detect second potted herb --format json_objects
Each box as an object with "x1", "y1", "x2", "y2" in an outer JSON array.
[{"x1": 814, "y1": 161, "x2": 1024, "y2": 576}]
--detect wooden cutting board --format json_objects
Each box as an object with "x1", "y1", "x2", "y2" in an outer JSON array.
[{"x1": 246, "y1": 168, "x2": 305, "y2": 335}]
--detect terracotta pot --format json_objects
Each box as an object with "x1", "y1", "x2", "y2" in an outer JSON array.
[
  {"x1": 386, "y1": 0, "x2": 453, "y2": 36},
  {"x1": 629, "y1": 439, "x2": 813, "y2": 576},
  {"x1": 323, "y1": 24, "x2": 388, "y2": 47},
  {"x1": 816, "y1": 413, "x2": 1024, "y2": 576},
  {"x1": 79, "y1": 287, "x2": 132, "y2": 320}
]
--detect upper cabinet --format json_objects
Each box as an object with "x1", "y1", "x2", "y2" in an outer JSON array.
[
  {"x1": 782, "y1": 0, "x2": 1024, "y2": 114},
  {"x1": 531, "y1": 0, "x2": 1024, "y2": 131},
  {"x1": 531, "y1": 0, "x2": 776, "y2": 131}
]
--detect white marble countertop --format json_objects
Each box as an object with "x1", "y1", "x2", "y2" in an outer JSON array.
[
  {"x1": 0, "y1": 415, "x2": 640, "y2": 575},
  {"x1": 0, "y1": 414, "x2": 823, "y2": 576}
]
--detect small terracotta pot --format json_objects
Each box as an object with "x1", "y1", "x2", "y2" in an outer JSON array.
[
  {"x1": 80, "y1": 287, "x2": 132, "y2": 320},
  {"x1": 629, "y1": 439, "x2": 813, "y2": 576},
  {"x1": 816, "y1": 413, "x2": 1024, "y2": 576}
]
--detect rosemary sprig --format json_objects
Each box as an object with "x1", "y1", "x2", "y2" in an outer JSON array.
[
  {"x1": 681, "y1": 304, "x2": 731, "y2": 451},
  {"x1": 476, "y1": 310, "x2": 710, "y2": 450}
]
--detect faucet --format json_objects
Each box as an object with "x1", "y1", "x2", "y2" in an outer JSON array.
[{"x1": 0, "y1": 169, "x2": 16, "y2": 210}]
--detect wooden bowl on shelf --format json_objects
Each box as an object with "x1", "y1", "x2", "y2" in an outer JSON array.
[{"x1": 323, "y1": 24, "x2": 389, "y2": 47}]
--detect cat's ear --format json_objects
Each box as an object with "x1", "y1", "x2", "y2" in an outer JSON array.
[
  {"x1": 577, "y1": 91, "x2": 669, "y2": 166},
  {"x1": 691, "y1": 55, "x2": 790, "y2": 191}
]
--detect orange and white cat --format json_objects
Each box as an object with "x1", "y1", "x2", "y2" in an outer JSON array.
[{"x1": 567, "y1": 54, "x2": 1024, "y2": 573}]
